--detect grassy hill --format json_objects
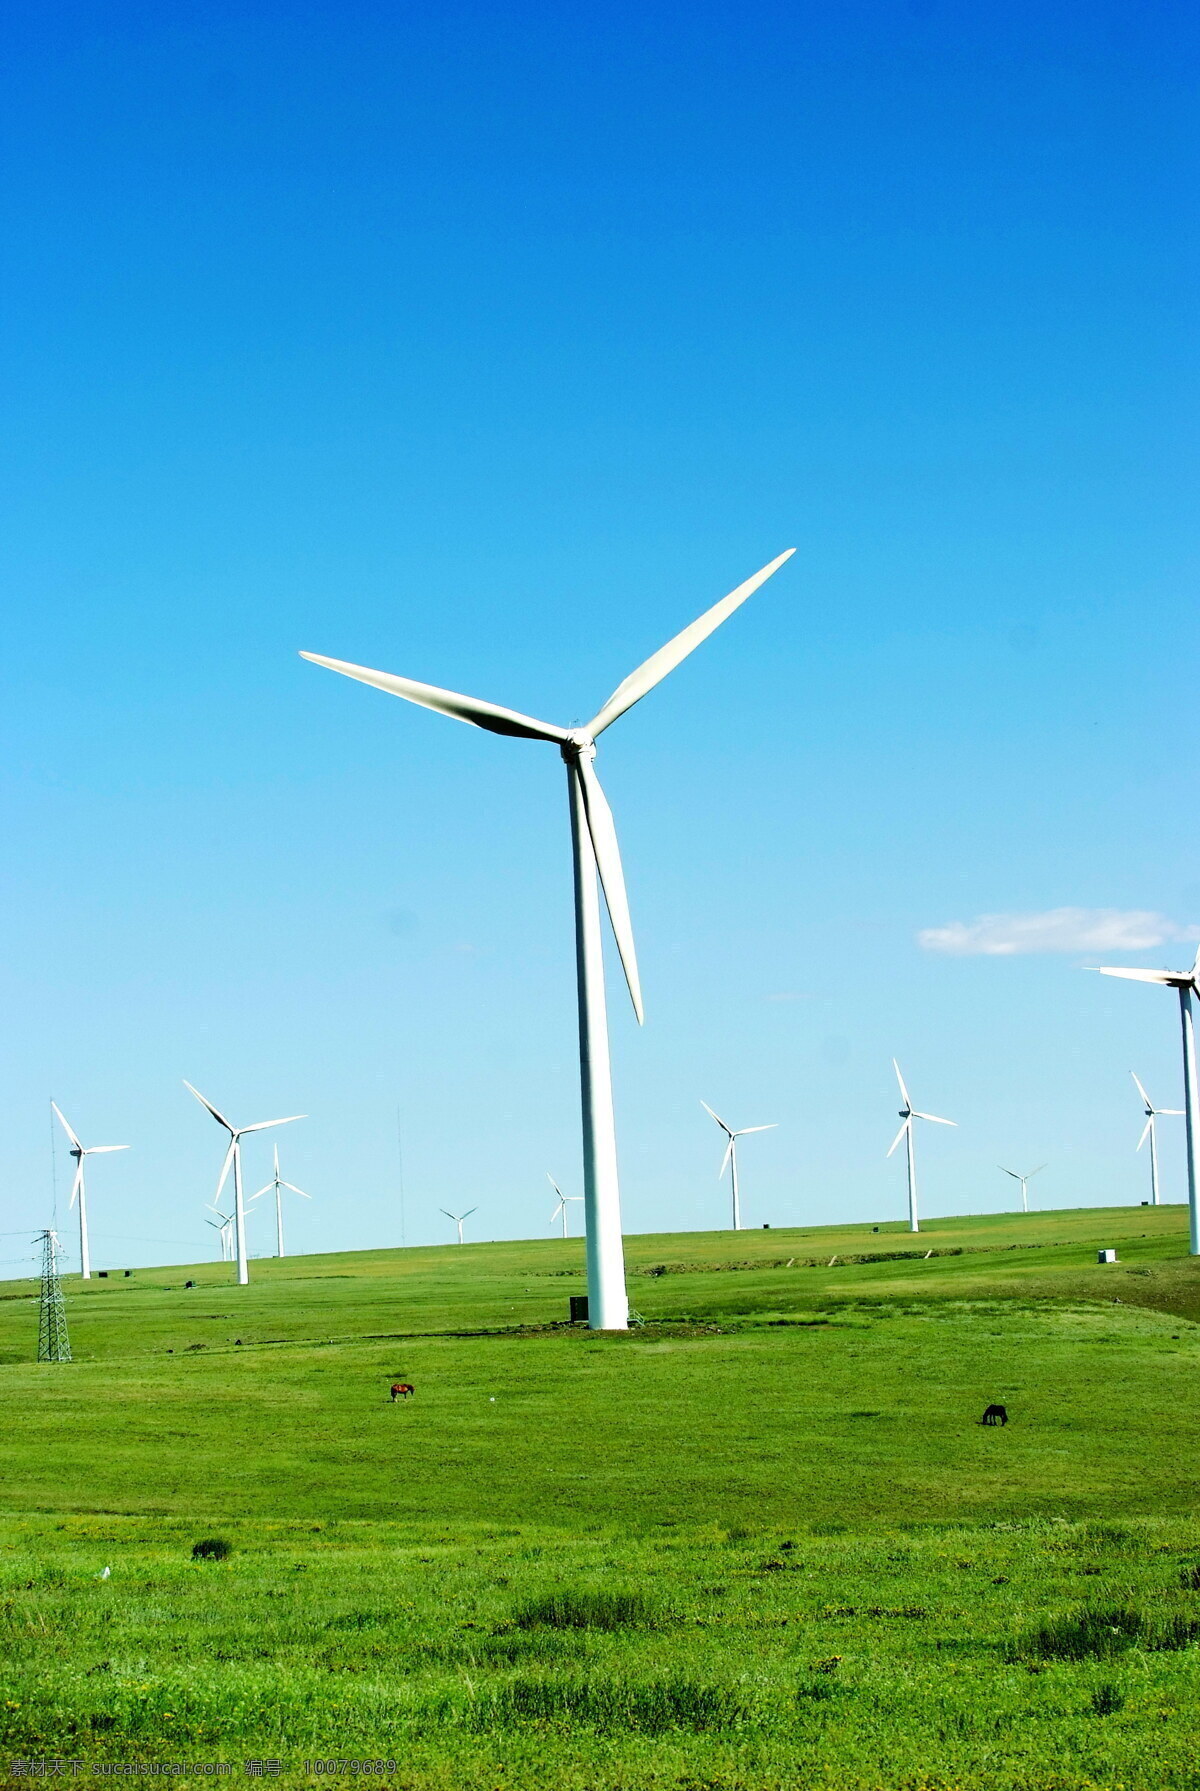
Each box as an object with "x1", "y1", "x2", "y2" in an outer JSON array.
[{"x1": 1, "y1": 1207, "x2": 1198, "y2": 1788}]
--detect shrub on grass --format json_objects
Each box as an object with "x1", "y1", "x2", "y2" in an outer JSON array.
[
  {"x1": 512, "y1": 1589, "x2": 660, "y2": 1631},
  {"x1": 462, "y1": 1674, "x2": 746, "y2": 1733},
  {"x1": 190, "y1": 1538, "x2": 232, "y2": 1562},
  {"x1": 1179, "y1": 1563, "x2": 1200, "y2": 1591},
  {"x1": 1090, "y1": 1682, "x2": 1126, "y2": 1715},
  {"x1": 1018, "y1": 1605, "x2": 1200, "y2": 1662}
]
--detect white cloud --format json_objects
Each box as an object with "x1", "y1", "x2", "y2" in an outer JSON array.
[{"x1": 917, "y1": 907, "x2": 1198, "y2": 957}]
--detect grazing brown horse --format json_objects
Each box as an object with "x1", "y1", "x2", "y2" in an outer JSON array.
[{"x1": 390, "y1": 1382, "x2": 414, "y2": 1401}]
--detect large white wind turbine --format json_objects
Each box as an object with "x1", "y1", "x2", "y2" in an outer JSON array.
[
  {"x1": 887, "y1": 1060, "x2": 956, "y2": 1234},
  {"x1": 302, "y1": 550, "x2": 793, "y2": 1328},
  {"x1": 184, "y1": 1083, "x2": 304, "y2": 1285},
  {"x1": 999, "y1": 1163, "x2": 1045, "y2": 1213},
  {"x1": 50, "y1": 1103, "x2": 129, "y2": 1281},
  {"x1": 700, "y1": 1101, "x2": 777, "y2": 1231},
  {"x1": 441, "y1": 1207, "x2": 477, "y2": 1245},
  {"x1": 1095, "y1": 948, "x2": 1200, "y2": 1253},
  {"x1": 548, "y1": 1174, "x2": 584, "y2": 1238},
  {"x1": 251, "y1": 1145, "x2": 311, "y2": 1257},
  {"x1": 1131, "y1": 1072, "x2": 1182, "y2": 1208}
]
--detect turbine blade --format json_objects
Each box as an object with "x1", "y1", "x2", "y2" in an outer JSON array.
[
  {"x1": 238, "y1": 1114, "x2": 305, "y2": 1134},
  {"x1": 300, "y1": 653, "x2": 569, "y2": 744},
  {"x1": 735, "y1": 1124, "x2": 778, "y2": 1136},
  {"x1": 184, "y1": 1081, "x2": 234, "y2": 1132},
  {"x1": 1096, "y1": 966, "x2": 1182, "y2": 985},
  {"x1": 701, "y1": 1100, "x2": 733, "y2": 1136},
  {"x1": 892, "y1": 1059, "x2": 912, "y2": 1111},
  {"x1": 85, "y1": 1145, "x2": 129, "y2": 1155},
  {"x1": 586, "y1": 550, "x2": 795, "y2": 737},
  {"x1": 573, "y1": 755, "x2": 643, "y2": 1024},
  {"x1": 914, "y1": 1111, "x2": 956, "y2": 1127},
  {"x1": 1130, "y1": 1071, "x2": 1152, "y2": 1107},
  {"x1": 1136, "y1": 1119, "x2": 1153, "y2": 1150},
  {"x1": 215, "y1": 1139, "x2": 236, "y2": 1204},
  {"x1": 68, "y1": 1162, "x2": 84, "y2": 1209},
  {"x1": 887, "y1": 1119, "x2": 910, "y2": 1158},
  {"x1": 50, "y1": 1102, "x2": 82, "y2": 1151},
  {"x1": 546, "y1": 1174, "x2": 564, "y2": 1199},
  {"x1": 998, "y1": 1167, "x2": 1020, "y2": 1180},
  {"x1": 718, "y1": 1138, "x2": 734, "y2": 1179},
  {"x1": 1028, "y1": 1164, "x2": 1046, "y2": 1177},
  {"x1": 251, "y1": 1183, "x2": 274, "y2": 1200},
  {"x1": 439, "y1": 1209, "x2": 456, "y2": 1221},
  {"x1": 1160, "y1": 1108, "x2": 1185, "y2": 1116},
  {"x1": 281, "y1": 1182, "x2": 311, "y2": 1198},
  {"x1": 463, "y1": 1207, "x2": 478, "y2": 1219}
]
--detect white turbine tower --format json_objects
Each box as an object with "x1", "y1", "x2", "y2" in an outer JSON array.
[
  {"x1": 251, "y1": 1145, "x2": 311, "y2": 1257},
  {"x1": 441, "y1": 1207, "x2": 477, "y2": 1245},
  {"x1": 302, "y1": 549, "x2": 793, "y2": 1329},
  {"x1": 184, "y1": 1083, "x2": 304, "y2": 1285},
  {"x1": 999, "y1": 1163, "x2": 1045, "y2": 1213},
  {"x1": 548, "y1": 1174, "x2": 584, "y2": 1238},
  {"x1": 1131, "y1": 1072, "x2": 1182, "y2": 1208},
  {"x1": 700, "y1": 1102, "x2": 778, "y2": 1231},
  {"x1": 887, "y1": 1060, "x2": 956, "y2": 1234},
  {"x1": 1095, "y1": 947, "x2": 1200, "y2": 1253},
  {"x1": 50, "y1": 1103, "x2": 129, "y2": 1281}
]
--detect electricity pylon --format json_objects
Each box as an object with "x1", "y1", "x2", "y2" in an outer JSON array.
[{"x1": 37, "y1": 1229, "x2": 71, "y2": 1362}]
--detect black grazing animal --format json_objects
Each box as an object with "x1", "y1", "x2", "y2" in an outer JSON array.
[
  {"x1": 981, "y1": 1403, "x2": 1008, "y2": 1426},
  {"x1": 390, "y1": 1382, "x2": 415, "y2": 1401}
]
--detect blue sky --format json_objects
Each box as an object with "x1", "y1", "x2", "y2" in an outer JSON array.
[{"x1": 1, "y1": 1, "x2": 1197, "y2": 1274}]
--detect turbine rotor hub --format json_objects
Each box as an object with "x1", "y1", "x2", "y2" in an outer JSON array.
[{"x1": 561, "y1": 732, "x2": 596, "y2": 763}]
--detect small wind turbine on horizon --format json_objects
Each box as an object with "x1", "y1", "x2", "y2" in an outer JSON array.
[
  {"x1": 441, "y1": 1207, "x2": 477, "y2": 1245},
  {"x1": 1094, "y1": 947, "x2": 1200, "y2": 1253},
  {"x1": 205, "y1": 1203, "x2": 234, "y2": 1261},
  {"x1": 887, "y1": 1060, "x2": 956, "y2": 1234},
  {"x1": 548, "y1": 1174, "x2": 583, "y2": 1238},
  {"x1": 1131, "y1": 1072, "x2": 1183, "y2": 1208},
  {"x1": 184, "y1": 1083, "x2": 304, "y2": 1285},
  {"x1": 701, "y1": 1102, "x2": 777, "y2": 1231},
  {"x1": 50, "y1": 1103, "x2": 129, "y2": 1281},
  {"x1": 251, "y1": 1145, "x2": 311, "y2": 1257},
  {"x1": 301, "y1": 549, "x2": 794, "y2": 1328},
  {"x1": 999, "y1": 1163, "x2": 1045, "y2": 1213}
]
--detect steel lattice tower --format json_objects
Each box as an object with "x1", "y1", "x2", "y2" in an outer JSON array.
[{"x1": 37, "y1": 1229, "x2": 71, "y2": 1363}]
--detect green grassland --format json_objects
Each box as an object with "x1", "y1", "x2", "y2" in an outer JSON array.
[{"x1": 1, "y1": 1207, "x2": 1198, "y2": 1789}]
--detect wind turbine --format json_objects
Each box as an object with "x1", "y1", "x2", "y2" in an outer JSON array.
[
  {"x1": 1095, "y1": 948, "x2": 1200, "y2": 1252},
  {"x1": 184, "y1": 1083, "x2": 304, "y2": 1285},
  {"x1": 50, "y1": 1103, "x2": 129, "y2": 1281},
  {"x1": 302, "y1": 549, "x2": 793, "y2": 1329},
  {"x1": 441, "y1": 1206, "x2": 477, "y2": 1245},
  {"x1": 205, "y1": 1204, "x2": 234, "y2": 1261},
  {"x1": 251, "y1": 1145, "x2": 311, "y2": 1257},
  {"x1": 887, "y1": 1060, "x2": 956, "y2": 1234},
  {"x1": 999, "y1": 1163, "x2": 1045, "y2": 1213},
  {"x1": 700, "y1": 1102, "x2": 777, "y2": 1231},
  {"x1": 548, "y1": 1174, "x2": 584, "y2": 1238},
  {"x1": 1131, "y1": 1072, "x2": 1182, "y2": 1208}
]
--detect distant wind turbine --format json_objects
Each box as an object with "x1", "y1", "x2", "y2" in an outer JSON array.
[
  {"x1": 441, "y1": 1207, "x2": 477, "y2": 1245},
  {"x1": 50, "y1": 1103, "x2": 129, "y2": 1281},
  {"x1": 251, "y1": 1145, "x2": 311, "y2": 1257},
  {"x1": 887, "y1": 1060, "x2": 956, "y2": 1234},
  {"x1": 302, "y1": 549, "x2": 794, "y2": 1328},
  {"x1": 1095, "y1": 947, "x2": 1200, "y2": 1253},
  {"x1": 184, "y1": 1083, "x2": 304, "y2": 1285},
  {"x1": 701, "y1": 1102, "x2": 777, "y2": 1231},
  {"x1": 999, "y1": 1163, "x2": 1045, "y2": 1213},
  {"x1": 548, "y1": 1174, "x2": 583, "y2": 1238},
  {"x1": 1130, "y1": 1073, "x2": 1182, "y2": 1208},
  {"x1": 205, "y1": 1203, "x2": 234, "y2": 1261}
]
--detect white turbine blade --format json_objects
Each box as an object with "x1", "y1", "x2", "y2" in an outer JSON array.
[
  {"x1": 300, "y1": 653, "x2": 569, "y2": 745},
  {"x1": 585, "y1": 550, "x2": 795, "y2": 737},
  {"x1": 547, "y1": 1173, "x2": 564, "y2": 1199},
  {"x1": 1136, "y1": 1120, "x2": 1153, "y2": 1151},
  {"x1": 214, "y1": 1139, "x2": 236, "y2": 1204},
  {"x1": 1159, "y1": 1108, "x2": 1184, "y2": 1116},
  {"x1": 50, "y1": 1102, "x2": 83, "y2": 1151},
  {"x1": 914, "y1": 1111, "x2": 956, "y2": 1127},
  {"x1": 734, "y1": 1124, "x2": 778, "y2": 1137},
  {"x1": 892, "y1": 1059, "x2": 912, "y2": 1110},
  {"x1": 550, "y1": 1199, "x2": 565, "y2": 1221},
  {"x1": 184, "y1": 1074, "x2": 236, "y2": 1131},
  {"x1": 462, "y1": 1207, "x2": 478, "y2": 1219},
  {"x1": 85, "y1": 1145, "x2": 129, "y2": 1155},
  {"x1": 1130, "y1": 1071, "x2": 1152, "y2": 1108},
  {"x1": 573, "y1": 755, "x2": 643, "y2": 1024},
  {"x1": 68, "y1": 1162, "x2": 84, "y2": 1210},
  {"x1": 1096, "y1": 966, "x2": 1181, "y2": 985},
  {"x1": 239, "y1": 1114, "x2": 306, "y2": 1134},
  {"x1": 439, "y1": 1209, "x2": 456, "y2": 1221},
  {"x1": 250, "y1": 1182, "x2": 274, "y2": 1200},
  {"x1": 887, "y1": 1119, "x2": 910, "y2": 1158},
  {"x1": 280, "y1": 1182, "x2": 311, "y2": 1198},
  {"x1": 718, "y1": 1138, "x2": 735, "y2": 1179},
  {"x1": 1027, "y1": 1164, "x2": 1046, "y2": 1178},
  {"x1": 998, "y1": 1166, "x2": 1020, "y2": 1181},
  {"x1": 701, "y1": 1100, "x2": 733, "y2": 1137}
]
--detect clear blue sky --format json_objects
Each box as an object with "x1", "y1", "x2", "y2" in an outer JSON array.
[{"x1": 1, "y1": 1, "x2": 1197, "y2": 1274}]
